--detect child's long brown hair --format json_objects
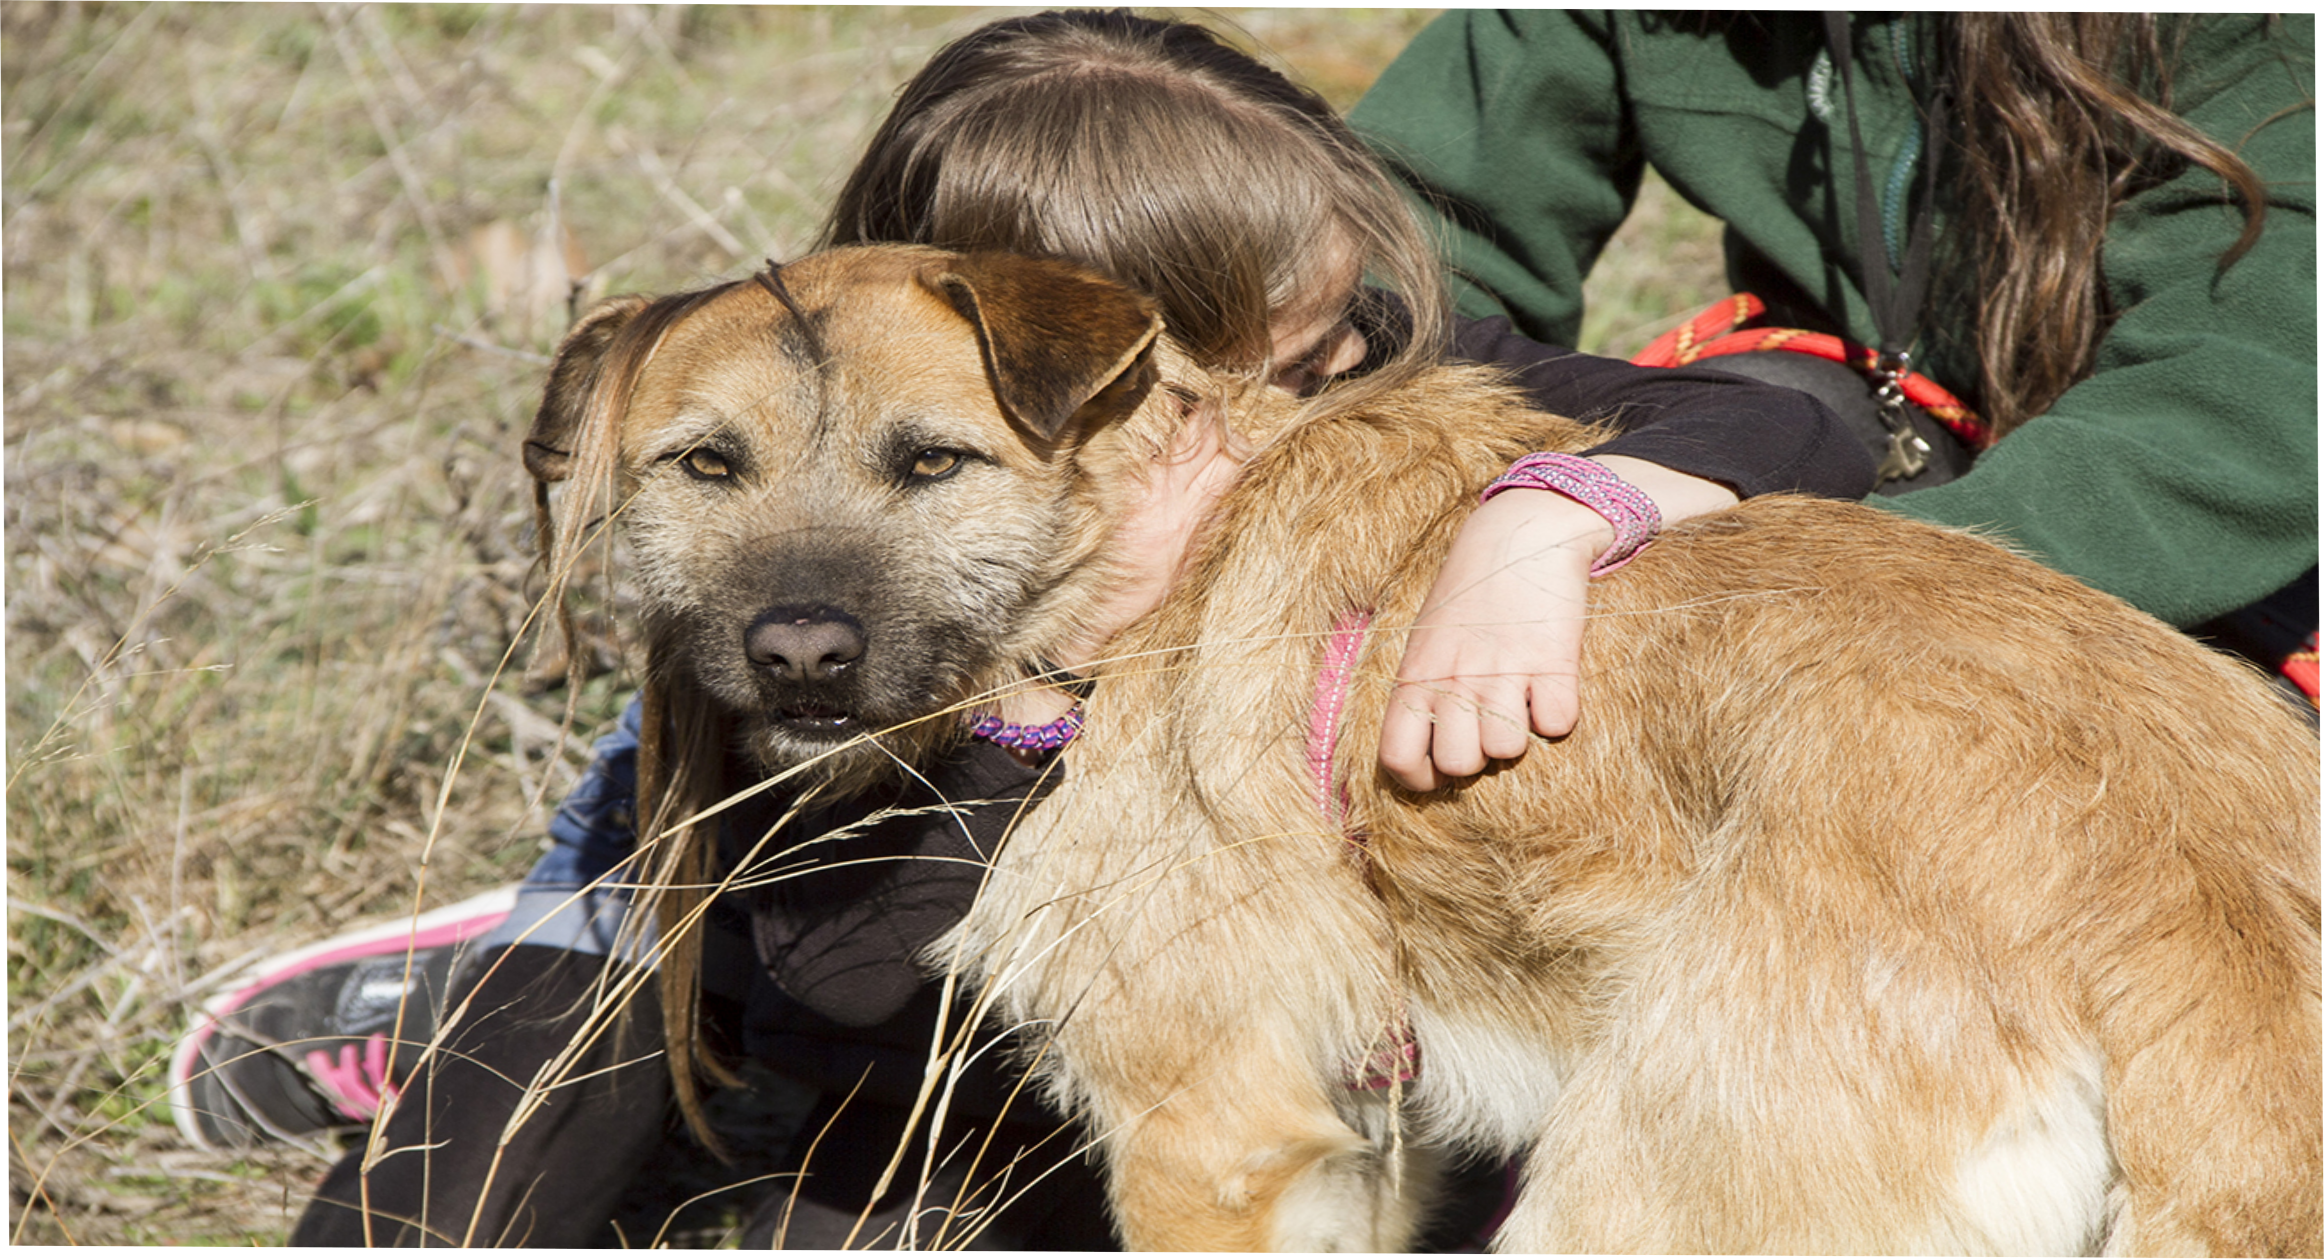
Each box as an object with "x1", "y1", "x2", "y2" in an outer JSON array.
[{"x1": 824, "y1": 8, "x2": 1449, "y2": 407}]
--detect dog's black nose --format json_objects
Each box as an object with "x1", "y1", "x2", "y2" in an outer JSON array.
[{"x1": 745, "y1": 607, "x2": 867, "y2": 684}]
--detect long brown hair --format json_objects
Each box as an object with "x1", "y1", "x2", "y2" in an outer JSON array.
[
  {"x1": 824, "y1": 8, "x2": 1448, "y2": 397},
  {"x1": 1940, "y1": 14, "x2": 2281, "y2": 435}
]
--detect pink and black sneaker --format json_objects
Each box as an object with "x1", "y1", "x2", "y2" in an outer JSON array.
[{"x1": 167, "y1": 887, "x2": 515, "y2": 1151}]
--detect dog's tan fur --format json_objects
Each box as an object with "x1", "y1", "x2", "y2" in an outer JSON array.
[{"x1": 530, "y1": 245, "x2": 2321, "y2": 1253}]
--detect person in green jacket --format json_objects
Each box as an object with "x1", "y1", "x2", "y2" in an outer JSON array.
[{"x1": 1355, "y1": 12, "x2": 2316, "y2": 783}]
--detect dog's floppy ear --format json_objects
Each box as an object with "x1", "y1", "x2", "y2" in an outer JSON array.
[
  {"x1": 524, "y1": 295, "x2": 652, "y2": 483},
  {"x1": 929, "y1": 254, "x2": 1163, "y2": 441}
]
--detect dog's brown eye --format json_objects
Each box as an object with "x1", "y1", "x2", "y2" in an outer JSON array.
[
  {"x1": 909, "y1": 449, "x2": 962, "y2": 481},
  {"x1": 680, "y1": 448, "x2": 731, "y2": 481}
]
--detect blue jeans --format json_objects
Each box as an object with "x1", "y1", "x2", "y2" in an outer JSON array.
[{"x1": 478, "y1": 696, "x2": 646, "y2": 958}]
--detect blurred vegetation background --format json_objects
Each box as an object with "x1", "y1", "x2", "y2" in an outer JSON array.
[{"x1": 3, "y1": 3, "x2": 1723, "y2": 1244}]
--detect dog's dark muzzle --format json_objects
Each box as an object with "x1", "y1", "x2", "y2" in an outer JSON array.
[
  {"x1": 674, "y1": 542, "x2": 996, "y2": 764},
  {"x1": 745, "y1": 604, "x2": 873, "y2": 736}
]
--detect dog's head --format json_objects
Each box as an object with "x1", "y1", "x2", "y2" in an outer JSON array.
[{"x1": 525, "y1": 245, "x2": 1166, "y2": 786}]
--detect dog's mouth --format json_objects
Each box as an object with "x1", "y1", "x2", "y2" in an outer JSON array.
[{"x1": 771, "y1": 703, "x2": 858, "y2": 737}]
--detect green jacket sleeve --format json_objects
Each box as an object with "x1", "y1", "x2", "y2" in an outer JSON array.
[{"x1": 1348, "y1": 9, "x2": 1639, "y2": 349}]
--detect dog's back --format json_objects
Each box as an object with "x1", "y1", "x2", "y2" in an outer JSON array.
[
  {"x1": 948, "y1": 362, "x2": 2320, "y2": 1253},
  {"x1": 1363, "y1": 494, "x2": 2319, "y2": 1253}
]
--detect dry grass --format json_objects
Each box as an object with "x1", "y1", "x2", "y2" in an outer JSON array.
[{"x1": 3, "y1": 3, "x2": 1719, "y2": 1245}]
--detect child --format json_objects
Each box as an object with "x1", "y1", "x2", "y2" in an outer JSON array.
[{"x1": 177, "y1": 11, "x2": 1873, "y2": 1247}]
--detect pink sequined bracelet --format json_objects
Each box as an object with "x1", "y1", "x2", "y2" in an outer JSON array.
[{"x1": 1480, "y1": 452, "x2": 1663, "y2": 575}]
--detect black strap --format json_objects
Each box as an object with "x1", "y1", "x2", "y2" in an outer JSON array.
[
  {"x1": 1821, "y1": 12, "x2": 1947, "y2": 360},
  {"x1": 1821, "y1": 13, "x2": 1958, "y2": 483}
]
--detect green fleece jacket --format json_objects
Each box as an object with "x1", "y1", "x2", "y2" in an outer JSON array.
[{"x1": 1351, "y1": 12, "x2": 2316, "y2": 627}]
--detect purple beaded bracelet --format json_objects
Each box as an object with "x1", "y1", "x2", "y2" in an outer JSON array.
[
  {"x1": 967, "y1": 703, "x2": 1085, "y2": 751},
  {"x1": 1480, "y1": 452, "x2": 1663, "y2": 575}
]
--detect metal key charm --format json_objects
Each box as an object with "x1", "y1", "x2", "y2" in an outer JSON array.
[
  {"x1": 1870, "y1": 348, "x2": 1932, "y2": 483},
  {"x1": 1876, "y1": 424, "x2": 1933, "y2": 482}
]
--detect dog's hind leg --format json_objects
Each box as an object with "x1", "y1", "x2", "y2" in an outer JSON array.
[
  {"x1": 2096, "y1": 976, "x2": 2321, "y2": 1257},
  {"x1": 2078, "y1": 835, "x2": 2322, "y2": 1256},
  {"x1": 1492, "y1": 848, "x2": 2115, "y2": 1254}
]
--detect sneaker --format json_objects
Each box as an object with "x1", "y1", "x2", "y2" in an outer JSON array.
[{"x1": 167, "y1": 886, "x2": 517, "y2": 1151}]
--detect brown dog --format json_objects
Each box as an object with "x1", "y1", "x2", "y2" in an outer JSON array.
[{"x1": 527, "y1": 245, "x2": 2320, "y2": 1253}]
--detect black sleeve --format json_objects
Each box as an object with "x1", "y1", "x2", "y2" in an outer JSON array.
[
  {"x1": 1447, "y1": 313, "x2": 1877, "y2": 501},
  {"x1": 743, "y1": 739, "x2": 1054, "y2": 1030}
]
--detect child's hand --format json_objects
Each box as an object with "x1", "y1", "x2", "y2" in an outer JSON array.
[
  {"x1": 1002, "y1": 398, "x2": 1245, "y2": 730},
  {"x1": 1378, "y1": 488, "x2": 1604, "y2": 791},
  {"x1": 1378, "y1": 456, "x2": 1737, "y2": 792}
]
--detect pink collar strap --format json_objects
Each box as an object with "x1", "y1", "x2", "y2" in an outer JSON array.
[
  {"x1": 1305, "y1": 608, "x2": 1422, "y2": 1092},
  {"x1": 1308, "y1": 609, "x2": 1376, "y2": 831}
]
